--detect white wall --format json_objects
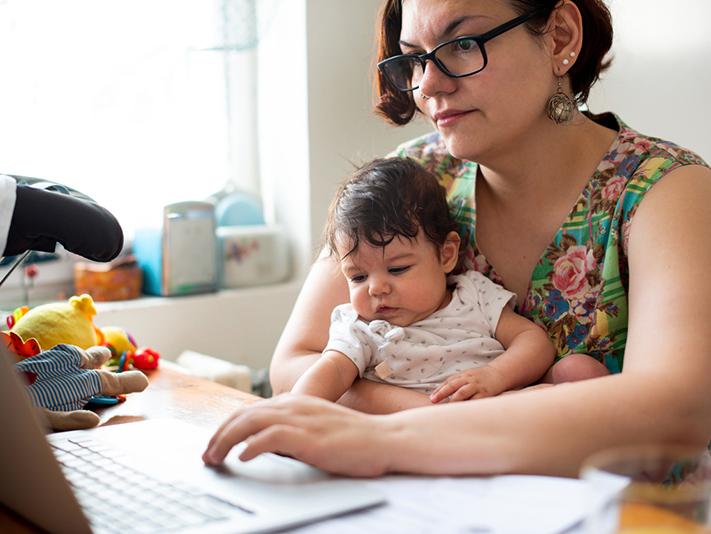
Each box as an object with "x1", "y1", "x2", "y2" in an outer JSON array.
[
  {"x1": 304, "y1": 0, "x2": 431, "y2": 250},
  {"x1": 262, "y1": 0, "x2": 430, "y2": 279},
  {"x1": 588, "y1": 0, "x2": 711, "y2": 160}
]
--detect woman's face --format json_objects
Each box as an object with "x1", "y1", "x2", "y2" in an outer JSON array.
[{"x1": 400, "y1": 0, "x2": 554, "y2": 162}]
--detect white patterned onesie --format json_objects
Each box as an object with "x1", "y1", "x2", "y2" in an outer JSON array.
[{"x1": 325, "y1": 270, "x2": 517, "y2": 394}]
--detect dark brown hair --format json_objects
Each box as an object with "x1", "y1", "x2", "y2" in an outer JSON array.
[
  {"x1": 325, "y1": 157, "x2": 458, "y2": 260},
  {"x1": 375, "y1": 0, "x2": 613, "y2": 125}
]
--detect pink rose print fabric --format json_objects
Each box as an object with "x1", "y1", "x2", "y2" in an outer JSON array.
[
  {"x1": 393, "y1": 113, "x2": 709, "y2": 373},
  {"x1": 551, "y1": 245, "x2": 596, "y2": 301}
]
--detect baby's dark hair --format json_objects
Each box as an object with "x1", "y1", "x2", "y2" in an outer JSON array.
[{"x1": 325, "y1": 157, "x2": 458, "y2": 260}]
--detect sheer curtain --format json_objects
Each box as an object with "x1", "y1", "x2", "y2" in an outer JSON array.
[{"x1": 0, "y1": 0, "x2": 262, "y2": 239}]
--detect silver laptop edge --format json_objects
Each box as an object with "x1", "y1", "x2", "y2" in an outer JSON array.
[{"x1": 1, "y1": 344, "x2": 92, "y2": 533}]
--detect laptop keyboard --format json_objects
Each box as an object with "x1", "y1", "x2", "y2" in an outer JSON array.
[{"x1": 51, "y1": 437, "x2": 252, "y2": 533}]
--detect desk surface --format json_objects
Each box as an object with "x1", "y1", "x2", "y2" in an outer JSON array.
[
  {"x1": 1, "y1": 362, "x2": 260, "y2": 533},
  {"x1": 95, "y1": 360, "x2": 260, "y2": 428}
]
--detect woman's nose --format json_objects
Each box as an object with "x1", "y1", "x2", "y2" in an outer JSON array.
[{"x1": 418, "y1": 60, "x2": 456, "y2": 98}]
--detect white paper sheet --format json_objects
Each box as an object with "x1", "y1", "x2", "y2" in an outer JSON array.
[{"x1": 289, "y1": 474, "x2": 598, "y2": 533}]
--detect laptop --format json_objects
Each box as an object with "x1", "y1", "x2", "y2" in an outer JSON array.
[{"x1": 0, "y1": 346, "x2": 384, "y2": 533}]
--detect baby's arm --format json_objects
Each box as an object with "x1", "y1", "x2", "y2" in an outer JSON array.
[
  {"x1": 291, "y1": 350, "x2": 360, "y2": 402},
  {"x1": 430, "y1": 307, "x2": 555, "y2": 402}
]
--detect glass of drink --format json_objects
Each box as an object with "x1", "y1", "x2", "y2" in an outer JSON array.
[{"x1": 581, "y1": 445, "x2": 711, "y2": 533}]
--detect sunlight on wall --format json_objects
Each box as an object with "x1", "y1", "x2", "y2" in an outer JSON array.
[
  {"x1": 589, "y1": 0, "x2": 711, "y2": 160},
  {"x1": 609, "y1": 0, "x2": 711, "y2": 55},
  {"x1": 0, "y1": 1, "x2": 239, "y2": 237}
]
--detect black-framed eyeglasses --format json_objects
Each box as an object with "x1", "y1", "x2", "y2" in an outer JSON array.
[{"x1": 377, "y1": 10, "x2": 541, "y2": 92}]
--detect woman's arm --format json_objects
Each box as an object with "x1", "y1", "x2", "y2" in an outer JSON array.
[
  {"x1": 291, "y1": 351, "x2": 360, "y2": 401},
  {"x1": 269, "y1": 255, "x2": 345, "y2": 395},
  {"x1": 206, "y1": 165, "x2": 711, "y2": 477},
  {"x1": 269, "y1": 254, "x2": 433, "y2": 412}
]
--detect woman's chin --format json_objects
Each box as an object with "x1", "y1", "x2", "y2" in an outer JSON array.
[
  {"x1": 441, "y1": 136, "x2": 485, "y2": 163},
  {"x1": 435, "y1": 112, "x2": 490, "y2": 162}
]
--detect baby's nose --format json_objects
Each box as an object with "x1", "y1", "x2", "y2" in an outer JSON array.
[{"x1": 369, "y1": 277, "x2": 391, "y2": 296}]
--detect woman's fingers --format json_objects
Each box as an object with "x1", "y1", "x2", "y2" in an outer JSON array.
[
  {"x1": 205, "y1": 403, "x2": 251, "y2": 452},
  {"x1": 202, "y1": 394, "x2": 391, "y2": 477},
  {"x1": 203, "y1": 394, "x2": 321, "y2": 464},
  {"x1": 239, "y1": 424, "x2": 307, "y2": 462},
  {"x1": 203, "y1": 405, "x2": 286, "y2": 465}
]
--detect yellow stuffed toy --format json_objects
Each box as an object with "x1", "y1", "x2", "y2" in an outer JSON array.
[
  {"x1": 5, "y1": 294, "x2": 102, "y2": 355},
  {"x1": 5, "y1": 294, "x2": 160, "y2": 371}
]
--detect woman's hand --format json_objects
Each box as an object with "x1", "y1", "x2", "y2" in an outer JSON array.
[{"x1": 202, "y1": 393, "x2": 392, "y2": 477}]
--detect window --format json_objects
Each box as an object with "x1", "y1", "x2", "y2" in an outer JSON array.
[{"x1": 0, "y1": 0, "x2": 267, "y2": 238}]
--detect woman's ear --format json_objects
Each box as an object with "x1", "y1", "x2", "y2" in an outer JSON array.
[
  {"x1": 543, "y1": 0, "x2": 583, "y2": 77},
  {"x1": 440, "y1": 231, "x2": 461, "y2": 273}
]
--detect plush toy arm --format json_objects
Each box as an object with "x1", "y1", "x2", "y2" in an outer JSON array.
[
  {"x1": 80, "y1": 345, "x2": 149, "y2": 396},
  {"x1": 80, "y1": 346, "x2": 112, "y2": 369},
  {"x1": 37, "y1": 408, "x2": 101, "y2": 432},
  {"x1": 96, "y1": 370, "x2": 148, "y2": 396}
]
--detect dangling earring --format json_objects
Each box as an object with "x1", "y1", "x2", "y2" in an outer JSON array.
[{"x1": 546, "y1": 77, "x2": 575, "y2": 124}]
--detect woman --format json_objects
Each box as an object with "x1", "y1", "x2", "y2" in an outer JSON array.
[{"x1": 203, "y1": 0, "x2": 711, "y2": 477}]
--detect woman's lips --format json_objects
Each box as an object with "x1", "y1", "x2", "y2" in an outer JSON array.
[{"x1": 434, "y1": 109, "x2": 474, "y2": 128}]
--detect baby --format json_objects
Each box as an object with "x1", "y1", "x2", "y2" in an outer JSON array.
[{"x1": 292, "y1": 157, "x2": 555, "y2": 403}]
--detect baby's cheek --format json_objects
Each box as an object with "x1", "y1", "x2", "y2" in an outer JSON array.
[{"x1": 349, "y1": 289, "x2": 370, "y2": 316}]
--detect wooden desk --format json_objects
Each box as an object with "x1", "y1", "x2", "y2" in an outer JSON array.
[
  {"x1": 0, "y1": 362, "x2": 261, "y2": 533},
  {"x1": 95, "y1": 361, "x2": 260, "y2": 429}
]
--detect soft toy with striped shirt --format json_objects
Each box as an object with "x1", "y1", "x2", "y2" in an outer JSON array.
[{"x1": 3, "y1": 294, "x2": 148, "y2": 431}]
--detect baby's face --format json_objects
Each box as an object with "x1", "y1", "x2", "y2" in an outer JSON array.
[{"x1": 338, "y1": 232, "x2": 455, "y2": 326}]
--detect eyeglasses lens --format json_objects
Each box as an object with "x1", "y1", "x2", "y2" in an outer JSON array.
[{"x1": 383, "y1": 38, "x2": 484, "y2": 91}]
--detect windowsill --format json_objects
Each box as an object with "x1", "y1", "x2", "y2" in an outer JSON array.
[
  {"x1": 93, "y1": 279, "x2": 301, "y2": 312},
  {"x1": 92, "y1": 279, "x2": 302, "y2": 371}
]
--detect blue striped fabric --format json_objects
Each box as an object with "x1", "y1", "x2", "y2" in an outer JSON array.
[{"x1": 15, "y1": 344, "x2": 102, "y2": 411}]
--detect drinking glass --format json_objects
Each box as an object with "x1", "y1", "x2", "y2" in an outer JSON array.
[{"x1": 581, "y1": 445, "x2": 711, "y2": 533}]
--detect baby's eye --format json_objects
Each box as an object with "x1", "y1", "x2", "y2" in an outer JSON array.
[
  {"x1": 388, "y1": 266, "x2": 411, "y2": 275},
  {"x1": 350, "y1": 274, "x2": 367, "y2": 283}
]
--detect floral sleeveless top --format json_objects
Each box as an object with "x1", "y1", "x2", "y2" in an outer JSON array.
[{"x1": 392, "y1": 114, "x2": 708, "y2": 373}]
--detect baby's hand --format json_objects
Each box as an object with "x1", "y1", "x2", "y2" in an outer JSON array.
[{"x1": 429, "y1": 365, "x2": 507, "y2": 403}]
